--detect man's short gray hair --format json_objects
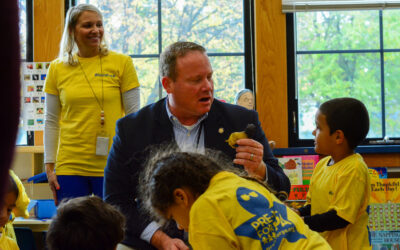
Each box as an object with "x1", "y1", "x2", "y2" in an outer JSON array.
[{"x1": 159, "y1": 41, "x2": 206, "y2": 81}]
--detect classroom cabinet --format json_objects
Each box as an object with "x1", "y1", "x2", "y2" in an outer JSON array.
[{"x1": 12, "y1": 146, "x2": 53, "y2": 200}]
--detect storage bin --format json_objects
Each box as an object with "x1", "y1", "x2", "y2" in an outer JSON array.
[{"x1": 34, "y1": 199, "x2": 56, "y2": 219}]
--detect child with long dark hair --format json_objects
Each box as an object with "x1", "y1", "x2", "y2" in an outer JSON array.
[{"x1": 140, "y1": 150, "x2": 331, "y2": 249}]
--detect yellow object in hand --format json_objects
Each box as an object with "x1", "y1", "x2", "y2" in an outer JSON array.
[{"x1": 226, "y1": 131, "x2": 248, "y2": 148}]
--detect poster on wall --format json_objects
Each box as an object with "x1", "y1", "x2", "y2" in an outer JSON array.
[
  {"x1": 369, "y1": 176, "x2": 400, "y2": 231},
  {"x1": 278, "y1": 157, "x2": 303, "y2": 185},
  {"x1": 370, "y1": 178, "x2": 400, "y2": 203},
  {"x1": 21, "y1": 62, "x2": 49, "y2": 131},
  {"x1": 371, "y1": 231, "x2": 400, "y2": 250},
  {"x1": 283, "y1": 155, "x2": 319, "y2": 185}
]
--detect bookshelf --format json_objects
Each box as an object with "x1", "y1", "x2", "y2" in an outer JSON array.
[{"x1": 12, "y1": 146, "x2": 52, "y2": 200}]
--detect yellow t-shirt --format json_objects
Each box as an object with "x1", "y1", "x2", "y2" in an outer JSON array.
[
  {"x1": 306, "y1": 154, "x2": 371, "y2": 250},
  {"x1": 44, "y1": 51, "x2": 140, "y2": 176},
  {"x1": 189, "y1": 172, "x2": 331, "y2": 250},
  {"x1": 9, "y1": 170, "x2": 30, "y2": 218},
  {"x1": 0, "y1": 228, "x2": 19, "y2": 250},
  {"x1": 5, "y1": 170, "x2": 30, "y2": 241}
]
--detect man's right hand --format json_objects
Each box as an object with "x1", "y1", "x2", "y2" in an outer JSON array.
[
  {"x1": 45, "y1": 163, "x2": 60, "y2": 205},
  {"x1": 150, "y1": 230, "x2": 189, "y2": 250}
]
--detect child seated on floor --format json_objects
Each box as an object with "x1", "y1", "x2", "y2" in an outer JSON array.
[
  {"x1": 139, "y1": 150, "x2": 332, "y2": 249},
  {"x1": 46, "y1": 196, "x2": 125, "y2": 250},
  {"x1": 295, "y1": 97, "x2": 371, "y2": 250},
  {"x1": 0, "y1": 175, "x2": 20, "y2": 250}
]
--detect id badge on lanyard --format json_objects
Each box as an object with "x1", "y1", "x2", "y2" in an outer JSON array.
[
  {"x1": 96, "y1": 133, "x2": 109, "y2": 156},
  {"x1": 96, "y1": 110, "x2": 109, "y2": 156}
]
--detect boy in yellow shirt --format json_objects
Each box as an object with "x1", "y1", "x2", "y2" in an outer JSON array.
[{"x1": 295, "y1": 97, "x2": 371, "y2": 250}]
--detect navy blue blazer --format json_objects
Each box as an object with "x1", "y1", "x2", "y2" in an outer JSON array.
[{"x1": 104, "y1": 98, "x2": 290, "y2": 249}]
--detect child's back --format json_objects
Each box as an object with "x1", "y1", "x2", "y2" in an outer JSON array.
[
  {"x1": 140, "y1": 150, "x2": 332, "y2": 250},
  {"x1": 190, "y1": 171, "x2": 331, "y2": 249},
  {"x1": 0, "y1": 231, "x2": 19, "y2": 250}
]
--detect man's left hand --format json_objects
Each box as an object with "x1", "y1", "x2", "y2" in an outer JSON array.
[{"x1": 233, "y1": 138, "x2": 267, "y2": 180}]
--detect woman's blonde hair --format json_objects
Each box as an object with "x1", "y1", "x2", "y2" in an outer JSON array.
[{"x1": 59, "y1": 4, "x2": 108, "y2": 65}]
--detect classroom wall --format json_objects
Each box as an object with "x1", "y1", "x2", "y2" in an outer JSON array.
[
  {"x1": 33, "y1": 0, "x2": 64, "y2": 144},
  {"x1": 254, "y1": 0, "x2": 288, "y2": 148},
  {"x1": 33, "y1": 0, "x2": 64, "y2": 62},
  {"x1": 33, "y1": 0, "x2": 399, "y2": 167}
]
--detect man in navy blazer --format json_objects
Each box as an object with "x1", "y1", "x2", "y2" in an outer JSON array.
[{"x1": 104, "y1": 41, "x2": 290, "y2": 250}]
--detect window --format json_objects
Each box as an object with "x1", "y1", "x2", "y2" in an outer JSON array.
[
  {"x1": 72, "y1": 0, "x2": 254, "y2": 107},
  {"x1": 19, "y1": 0, "x2": 27, "y2": 60},
  {"x1": 17, "y1": 0, "x2": 33, "y2": 145},
  {"x1": 287, "y1": 10, "x2": 400, "y2": 147},
  {"x1": 19, "y1": 0, "x2": 32, "y2": 61}
]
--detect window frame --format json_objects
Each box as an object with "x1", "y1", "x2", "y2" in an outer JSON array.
[
  {"x1": 286, "y1": 11, "x2": 400, "y2": 147},
  {"x1": 68, "y1": 0, "x2": 256, "y2": 104},
  {"x1": 17, "y1": 0, "x2": 34, "y2": 146},
  {"x1": 21, "y1": 0, "x2": 33, "y2": 62}
]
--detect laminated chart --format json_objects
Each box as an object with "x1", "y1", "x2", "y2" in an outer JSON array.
[{"x1": 21, "y1": 62, "x2": 49, "y2": 131}]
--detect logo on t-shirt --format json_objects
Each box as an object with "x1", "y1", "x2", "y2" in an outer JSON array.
[
  {"x1": 95, "y1": 73, "x2": 115, "y2": 78},
  {"x1": 234, "y1": 187, "x2": 306, "y2": 249}
]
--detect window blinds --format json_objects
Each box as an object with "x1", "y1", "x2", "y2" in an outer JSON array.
[{"x1": 282, "y1": 0, "x2": 400, "y2": 12}]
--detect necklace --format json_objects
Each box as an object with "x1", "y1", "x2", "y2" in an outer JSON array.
[{"x1": 78, "y1": 56, "x2": 105, "y2": 127}]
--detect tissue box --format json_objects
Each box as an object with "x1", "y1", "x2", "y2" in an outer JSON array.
[{"x1": 34, "y1": 199, "x2": 57, "y2": 219}]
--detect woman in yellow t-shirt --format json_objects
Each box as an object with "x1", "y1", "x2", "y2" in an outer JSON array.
[
  {"x1": 44, "y1": 4, "x2": 140, "y2": 205},
  {"x1": 139, "y1": 151, "x2": 331, "y2": 250}
]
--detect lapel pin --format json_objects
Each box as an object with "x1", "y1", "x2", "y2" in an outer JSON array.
[{"x1": 218, "y1": 128, "x2": 224, "y2": 134}]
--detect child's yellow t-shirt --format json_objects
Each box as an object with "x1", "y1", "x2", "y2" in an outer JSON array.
[
  {"x1": 307, "y1": 153, "x2": 371, "y2": 250},
  {"x1": 5, "y1": 170, "x2": 30, "y2": 241},
  {"x1": 44, "y1": 51, "x2": 139, "y2": 176},
  {"x1": 189, "y1": 171, "x2": 331, "y2": 249},
  {"x1": 9, "y1": 170, "x2": 30, "y2": 218},
  {"x1": 0, "y1": 228, "x2": 19, "y2": 250}
]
